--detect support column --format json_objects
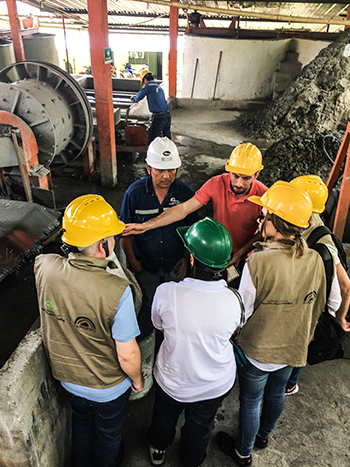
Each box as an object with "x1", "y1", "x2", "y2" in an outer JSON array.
[
  {"x1": 6, "y1": 0, "x2": 25, "y2": 62},
  {"x1": 169, "y1": 0, "x2": 179, "y2": 99},
  {"x1": 87, "y1": 0, "x2": 117, "y2": 187}
]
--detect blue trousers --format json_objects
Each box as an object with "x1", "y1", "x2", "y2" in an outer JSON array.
[
  {"x1": 235, "y1": 360, "x2": 293, "y2": 457},
  {"x1": 148, "y1": 382, "x2": 230, "y2": 467},
  {"x1": 135, "y1": 267, "x2": 177, "y2": 338},
  {"x1": 65, "y1": 388, "x2": 131, "y2": 467},
  {"x1": 148, "y1": 111, "x2": 171, "y2": 144},
  {"x1": 286, "y1": 366, "x2": 303, "y2": 387}
]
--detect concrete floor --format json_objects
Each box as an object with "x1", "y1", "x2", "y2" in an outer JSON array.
[
  {"x1": 1, "y1": 102, "x2": 350, "y2": 466},
  {"x1": 122, "y1": 344, "x2": 350, "y2": 467}
]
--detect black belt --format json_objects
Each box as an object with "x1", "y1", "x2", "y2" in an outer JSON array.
[{"x1": 153, "y1": 110, "x2": 170, "y2": 115}]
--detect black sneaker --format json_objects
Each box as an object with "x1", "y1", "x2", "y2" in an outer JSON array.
[
  {"x1": 149, "y1": 444, "x2": 166, "y2": 466},
  {"x1": 255, "y1": 434, "x2": 268, "y2": 449},
  {"x1": 285, "y1": 383, "x2": 299, "y2": 395},
  {"x1": 216, "y1": 431, "x2": 252, "y2": 466}
]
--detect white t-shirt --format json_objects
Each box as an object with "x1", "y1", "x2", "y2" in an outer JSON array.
[{"x1": 152, "y1": 277, "x2": 241, "y2": 403}]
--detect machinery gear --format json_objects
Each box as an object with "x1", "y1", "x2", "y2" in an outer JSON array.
[
  {"x1": 146, "y1": 137, "x2": 181, "y2": 170},
  {"x1": 177, "y1": 217, "x2": 232, "y2": 268},
  {"x1": 248, "y1": 180, "x2": 313, "y2": 228},
  {"x1": 62, "y1": 194, "x2": 125, "y2": 248},
  {"x1": 225, "y1": 143, "x2": 264, "y2": 175}
]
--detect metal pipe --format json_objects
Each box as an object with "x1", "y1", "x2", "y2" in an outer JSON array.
[
  {"x1": 133, "y1": 0, "x2": 350, "y2": 27},
  {"x1": 62, "y1": 15, "x2": 71, "y2": 74}
]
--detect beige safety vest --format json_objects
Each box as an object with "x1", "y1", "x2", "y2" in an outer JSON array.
[
  {"x1": 239, "y1": 241, "x2": 330, "y2": 367},
  {"x1": 34, "y1": 253, "x2": 132, "y2": 389}
]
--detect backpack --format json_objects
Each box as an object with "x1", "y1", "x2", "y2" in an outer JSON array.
[
  {"x1": 306, "y1": 242, "x2": 347, "y2": 365},
  {"x1": 307, "y1": 225, "x2": 348, "y2": 272}
]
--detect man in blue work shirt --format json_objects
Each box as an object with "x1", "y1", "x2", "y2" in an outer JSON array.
[
  {"x1": 131, "y1": 71, "x2": 171, "y2": 144},
  {"x1": 120, "y1": 137, "x2": 199, "y2": 338}
]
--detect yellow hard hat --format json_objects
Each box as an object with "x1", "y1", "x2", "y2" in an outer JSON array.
[
  {"x1": 225, "y1": 143, "x2": 264, "y2": 175},
  {"x1": 290, "y1": 175, "x2": 328, "y2": 214},
  {"x1": 248, "y1": 180, "x2": 313, "y2": 228},
  {"x1": 62, "y1": 194, "x2": 125, "y2": 248},
  {"x1": 140, "y1": 69, "x2": 151, "y2": 87}
]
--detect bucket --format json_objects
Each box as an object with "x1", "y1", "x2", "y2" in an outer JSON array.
[{"x1": 129, "y1": 330, "x2": 155, "y2": 400}]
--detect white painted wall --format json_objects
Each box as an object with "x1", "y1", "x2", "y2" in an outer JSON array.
[
  {"x1": 182, "y1": 35, "x2": 332, "y2": 100},
  {"x1": 293, "y1": 38, "x2": 331, "y2": 68}
]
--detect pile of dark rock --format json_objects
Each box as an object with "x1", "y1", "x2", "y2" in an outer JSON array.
[
  {"x1": 259, "y1": 130, "x2": 344, "y2": 188},
  {"x1": 241, "y1": 28, "x2": 350, "y2": 142}
]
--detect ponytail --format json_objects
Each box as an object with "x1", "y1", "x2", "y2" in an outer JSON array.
[
  {"x1": 291, "y1": 232, "x2": 307, "y2": 259},
  {"x1": 269, "y1": 213, "x2": 307, "y2": 259}
]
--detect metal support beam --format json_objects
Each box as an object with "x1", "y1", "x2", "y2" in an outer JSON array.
[
  {"x1": 87, "y1": 0, "x2": 117, "y2": 187},
  {"x1": 169, "y1": 0, "x2": 178, "y2": 99},
  {"x1": 327, "y1": 121, "x2": 350, "y2": 254},
  {"x1": 134, "y1": 0, "x2": 350, "y2": 27},
  {"x1": 6, "y1": 0, "x2": 25, "y2": 62}
]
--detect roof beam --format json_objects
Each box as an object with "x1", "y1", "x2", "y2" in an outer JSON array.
[{"x1": 131, "y1": 0, "x2": 350, "y2": 26}]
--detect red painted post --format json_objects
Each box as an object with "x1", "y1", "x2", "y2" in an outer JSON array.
[
  {"x1": 169, "y1": 0, "x2": 179, "y2": 99},
  {"x1": 6, "y1": 0, "x2": 25, "y2": 62},
  {"x1": 87, "y1": 0, "x2": 117, "y2": 186}
]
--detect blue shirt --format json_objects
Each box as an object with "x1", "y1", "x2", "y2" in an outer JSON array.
[
  {"x1": 61, "y1": 286, "x2": 140, "y2": 402},
  {"x1": 120, "y1": 176, "x2": 199, "y2": 274},
  {"x1": 132, "y1": 80, "x2": 170, "y2": 113}
]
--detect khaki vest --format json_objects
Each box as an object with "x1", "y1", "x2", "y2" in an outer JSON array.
[
  {"x1": 303, "y1": 213, "x2": 338, "y2": 264},
  {"x1": 34, "y1": 253, "x2": 132, "y2": 389},
  {"x1": 239, "y1": 242, "x2": 330, "y2": 367}
]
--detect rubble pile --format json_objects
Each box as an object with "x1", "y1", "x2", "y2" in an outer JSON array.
[
  {"x1": 241, "y1": 28, "x2": 350, "y2": 141},
  {"x1": 258, "y1": 130, "x2": 344, "y2": 188}
]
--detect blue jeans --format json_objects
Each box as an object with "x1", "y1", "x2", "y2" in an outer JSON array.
[
  {"x1": 235, "y1": 360, "x2": 293, "y2": 457},
  {"x1": 286, "y1": 366, "x2": 303, "y2": 387},
  {"x1": 135, "y1": 267, "x2": 177, "y2": 338},
  {"x1": 148, "y1": 382, "x2": 230, "y2": 467},
  {"x1": 65, "y1": 388, "x2": 131, "y2": 467},
  {"x1": 148, "y1": 111, "x2": 171, "y2": 144}
]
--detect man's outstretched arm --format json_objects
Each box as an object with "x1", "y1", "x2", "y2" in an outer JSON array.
[{"x1": 123, "y1": 197, "x2": 203, "y2": 236}]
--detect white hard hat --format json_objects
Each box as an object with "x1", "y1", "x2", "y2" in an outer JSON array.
[{"x1": 146, "y1": 137, "x2": 181, "y2": 170}]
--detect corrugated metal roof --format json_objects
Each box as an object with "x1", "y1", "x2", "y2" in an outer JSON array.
[{"x1": 3, "y1": 1, "x2": 350, "y2": 34}]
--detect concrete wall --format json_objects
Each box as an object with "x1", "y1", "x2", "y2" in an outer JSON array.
[
  {"x1": 0, "y1": 320, "x2": 71, "y2": 467},
  {"x1": 293, "y1": 38, "x2": 331, "y2": 68},
  {"x1": 182, "y1": 35, "x2": 331, "y2": 100}
]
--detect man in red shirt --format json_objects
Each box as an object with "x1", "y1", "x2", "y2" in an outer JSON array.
[{"x1": 123, "y1": 143, "x2": 267, "y2": 273}]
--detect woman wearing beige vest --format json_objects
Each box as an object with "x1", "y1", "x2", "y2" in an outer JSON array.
[{"x1": 216, "y1": 181, "x2": 341, "y2": 466}]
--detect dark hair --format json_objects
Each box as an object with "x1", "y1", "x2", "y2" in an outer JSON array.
[
  {"x1": 269, "y1": 213, "x2": 307, "y2": 259},
  {"x1": 143, "y1": 72, "x2": 153, "y2": 82},
  {"x1": 176, "y1": 249, "x2": 228, "y2": 282}
]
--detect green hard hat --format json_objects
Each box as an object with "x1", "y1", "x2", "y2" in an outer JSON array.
[{"x1": 177, "y1": 217, "x2": 232, "y2": 269}]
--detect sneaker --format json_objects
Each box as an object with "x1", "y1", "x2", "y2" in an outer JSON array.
[
  {"x1": 149, "y1": 444, "x2": 166, "y2": 466},
  {"x1": 285, "y1": 383, "x2": 299, "y2": 395},
  {"x1": 216, "y1": 431, "x2": 252, "y2": 466},
  {"x1": 255, "y1": 434, "x2": 268, "y2": 449}
]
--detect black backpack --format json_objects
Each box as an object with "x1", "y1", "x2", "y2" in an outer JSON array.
[
  {"x1": 306, "y1": 242, "x2": 347, "y2": 365},
  {"x1": 307, "y1": 225, "x2": 348, "y2": 272}
]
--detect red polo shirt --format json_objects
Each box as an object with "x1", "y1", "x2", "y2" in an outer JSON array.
[{"x1": 194, "y1": 173, "x2": 267, "y2": 253}]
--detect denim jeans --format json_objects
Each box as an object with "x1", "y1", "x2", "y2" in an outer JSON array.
[
  {"x1": 148, "y1": 382, "x2": 230, "y2": 467},
  {"x1": 65, "y1": 388, "x2": 131, "y2": 467},
  {"x1": 235, "y1": 360, "x2": 293, "y2": 457},
  {"x1": 148, "y1": 111, "x2": 171, "y2": 144},
  {"x1": 286, "y1": 366, "x2": 303, "y2": 387}
]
